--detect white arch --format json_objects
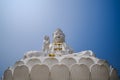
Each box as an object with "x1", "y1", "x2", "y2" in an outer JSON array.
[
  {"x1": 13, "y1": 61, "x2": 24, "y2": 68},
  {"x1": 110, "y1": 68, "x2": 119, "y2": 80},
  {"x1": 51, "y1": 64, "x2": 70, "y2": 80},
  {"x1": 30, "y1": 64, "x2": 49, "y2": 80},
  {"x1": 91, "y1": 64, "x2": 109, "y2": 80},
  {"x1": 13, "y1": 65, "x2": 29, "y2": 80},
  {"x1": 71, "y1": 64, "x2": 90, "y2": 80},
  {"x1": 43, "y1": 58, "x2": 58, "y2": 68},
  {"x1": 79, "y1": 57, "x2": 94, "y2": 68},
  {"x1": 97, "y1": 59, "x2": 110, "y2": 71},
  {"x1": 26, "y1": 58, "x2": 41, "y2": 68},
  {"x1": 61, "y1": 57, "x2": 76, "y2": 67},
  {"x1": 3, "y1": 69, "x2": 12, "y2": 80}
]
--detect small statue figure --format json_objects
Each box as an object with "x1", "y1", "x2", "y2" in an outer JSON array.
[{"x1": 42, "y1": 35, "x2": 50, "y2": 54}]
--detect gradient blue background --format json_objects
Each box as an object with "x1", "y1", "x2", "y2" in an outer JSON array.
[{"x1": 0, "y1": 0, "x2": 120, "y2": 77}]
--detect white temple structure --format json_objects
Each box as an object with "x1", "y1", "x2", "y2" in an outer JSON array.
[{"x1": 2, "y1": 28, "x2": 119, "y2": 80}]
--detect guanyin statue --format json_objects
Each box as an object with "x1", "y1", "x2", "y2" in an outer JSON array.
[{"x1": 42, "y1": 28, "x2": 73, "y2": 56}]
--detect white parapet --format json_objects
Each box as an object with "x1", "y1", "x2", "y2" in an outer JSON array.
[{"x1": 3, "y1": 50, "x2": 120, "y2": 80}]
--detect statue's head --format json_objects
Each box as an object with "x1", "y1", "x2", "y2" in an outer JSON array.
[
  {"x1": 53, "y1": 28, "x2": 65, "y2": 43},
  {"x1": 44, "y1": 35, "x2": 49, "y2": 41}
]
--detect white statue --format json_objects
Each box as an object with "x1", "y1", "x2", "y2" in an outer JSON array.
[
  {"x1": 49, "y1": 28, "x2": 74, "y2": 55},
  {"x1": 42, "y1": 35, "x2": 50, "y2": 54}
]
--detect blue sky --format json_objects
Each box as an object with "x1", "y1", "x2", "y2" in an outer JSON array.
[{"x1": 0, "y1": 0, "x2": 120, "y2": 77}]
